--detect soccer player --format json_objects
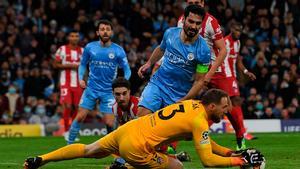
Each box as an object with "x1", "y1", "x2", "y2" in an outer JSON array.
[
  {"x1": 24, "y1": 89, "x2": 265, "y2": 169},
  {"x1": 53, "y1": 30, "x2": 83, "y2": 141},
  {"x1": 209, "y1": 22, "x2": 256, "y2": 149},
  {"x1": 179, "y1": 0, "x2": 227, "y2": 85},
  {"x1": 112, "y1": 77, "x2": 138, "y2": 126},
  {"x1": 180, "y1": 0, "x2": 256, "y2": 145},
  {"x1": 137, "y1": 5, "x2": 211, "y2": 117},
  {"x1": 109, "y1": 77, "x2": 139, "y2": 168},
  {"x1": 152, "y1": 1, "x2": 227, "y2": 81},
  {"x1": 67, "y1": 19, "x2": 131, "y2": 144}
]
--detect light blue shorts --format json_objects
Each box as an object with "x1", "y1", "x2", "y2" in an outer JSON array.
[
  {"x1": 138, "y1": 82, "x2": 174, "y2": 113},
  {"x1": 79, "y1": 87, "x2": 115, "y2": 114}
]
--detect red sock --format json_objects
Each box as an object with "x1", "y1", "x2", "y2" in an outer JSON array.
[
  {"x1": 228, "y1": 106, "x2": 246, "y2": 138},
  {"x1": 159, "y1": 145, "x2": 168, "y2": 153},
  {"x1": 170, "y1": 141, "x2": 178, "y2": 150},
  {"x1": 63, "y1": 108, "x2": 72, "y2": 132}
]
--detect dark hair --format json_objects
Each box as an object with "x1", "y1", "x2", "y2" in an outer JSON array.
[
  {"x1": 201, "y1": 89, "x2": 228, "y2": 105},
  {"x1": 184, "y1": 4, "x2": 205, "y2": 18},
  {"x1": 67, "y1": 29, "x2": 79, "y2": 36},
  {"x1": 97, "y1": 19, "x2": 113, "y2": 30},
  {"x1": 231, "y1": 22, "x2": 243, "y2": 29},
  {"x1": 112, "y1": 77, "x2": 131, "y2": 90}
]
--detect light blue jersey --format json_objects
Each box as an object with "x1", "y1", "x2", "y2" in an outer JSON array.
[
  {"x1": 139, "y1": 27, "x2": 210, "y2": 112},
  {"x1": 79, "y1": 41, "x2": 131, "y2": 92}
]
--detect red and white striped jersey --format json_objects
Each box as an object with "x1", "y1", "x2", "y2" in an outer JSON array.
[
  {"x1": 112, "y1": 96, "x2": 139, "y2": 125},
  {"x1": 178, "y1": 13, "x2": 223, "y2": 62},
  {"x1": 216, "y1": 34, "x2": 240, "y2": 78},
  {"x1": 55, "y1": 45, "x2": 83, "y2": 88}
]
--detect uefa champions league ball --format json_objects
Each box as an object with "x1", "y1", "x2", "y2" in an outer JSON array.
[{"x1": 243, "y1": 157, "x2": 266, "y2": 169}]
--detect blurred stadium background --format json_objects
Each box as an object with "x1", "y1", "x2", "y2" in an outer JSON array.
[{"x1": 0, "y1": 0, "x2": 299, "y2": 168}]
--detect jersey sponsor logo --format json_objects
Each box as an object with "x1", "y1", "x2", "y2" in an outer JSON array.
[
  {"x1": 187, "y1": 53, "x2": 194, "y2": 60},
  {"x1": 90, "y1": 60, "x2": 114, "y2": 68},
  {"x1": 108, "y1": 52, "x2": 115, "y2": 59},
  {"x1": 165, "y1": 50, "x2": 189, "y2": 65}
]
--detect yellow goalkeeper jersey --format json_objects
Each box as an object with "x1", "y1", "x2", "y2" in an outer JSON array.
[{"x1": 133, "y1": 99, "x2": 242, "y2": 167}]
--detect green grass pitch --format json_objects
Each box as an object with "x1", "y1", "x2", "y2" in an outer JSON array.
[{"x1": 0, "y1": 133, "x2": 299, "y2": 169}]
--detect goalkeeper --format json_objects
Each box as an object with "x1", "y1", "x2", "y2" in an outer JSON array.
[{"x1": 24, "y1": 89, "x2": 264, "y2": 169}]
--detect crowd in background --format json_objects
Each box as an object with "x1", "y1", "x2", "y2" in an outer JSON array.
[{"x1": 0, "y1": 0, "x2": 299, "y2": 126}]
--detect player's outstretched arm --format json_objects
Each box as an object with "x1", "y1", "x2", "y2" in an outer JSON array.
[
  {"x1": 138, "y1": 46, "x2": 164, "y2": 78},
  {"x1": 237, "y1": 55, "x2": 256, "y2": 80},
  {"x1": 192, "y1": 122, "x2": 245, "y2": 168},
  {"x1": 210, "y1": 139, "x2": 233, "y2": 157},
  {"x1": 179, "y1": 72, "x2": 206, "y2": 101}
]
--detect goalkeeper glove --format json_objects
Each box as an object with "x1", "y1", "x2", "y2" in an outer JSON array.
[{"x1": 241, "y1": 148, "x2": 265, "y2": 167}]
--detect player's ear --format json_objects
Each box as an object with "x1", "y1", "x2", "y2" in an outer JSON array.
[
  {"x1": 208, "y1": 103, "x2": 215, "y2": 110},
  {"x1": 96, "y1": 30, "x2": 100, "y2": 36}
]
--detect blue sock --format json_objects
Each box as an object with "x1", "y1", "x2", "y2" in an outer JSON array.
[{"x1": 67, "y1": 120, "x2": 81, "y2": 144}]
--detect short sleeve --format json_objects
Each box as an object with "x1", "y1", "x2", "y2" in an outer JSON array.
[{"x1": 159, "y1": 28, "x2": 171, "y2": 51}]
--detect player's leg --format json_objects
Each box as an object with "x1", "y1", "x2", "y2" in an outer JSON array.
[
  {"x1": 62, "y1": 103, "x2": 72, "y2": 141},
  {"x1": 66, "y1": 87, "x2": 84, "y2": 142},
  {"x1": 102, "y1": 114, "x2": 115, "y2": 133},
  {"x1": 227, "y1": 96, "x2": 247, "y2": 149},
  {"x1": 137, "y1": 82, "x2": 163, "y2": 117},
  {"x1": 118, "y1": 127, "x2": 183, "y2": 169},
  {"x1": 99, "y1": 92, "x2": 116, "y2": 133},
  {"x1": 125, "y1": 152, "x2": 183, "y2": 169},
  {"x1": 220, "y1": 79, "x2": 246, "y2": 149},
  {"x1": 59, "y1": 88, "x2": 72, "y2": 136},
  {"x1": 71, "y1": 87, "x2": 83, "y2": 120},
  {"x1": 68, "y1": 88, "x2": 96, "y2": 144},
  {"x1": 24, "y1": 133, "x2": 118, "y2": 169}
]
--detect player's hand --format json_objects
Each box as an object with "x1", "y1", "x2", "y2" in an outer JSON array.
[
  {"x1": 245, "y1": 72, "x2": 256, "y2": 81},
  {"x1": 79, "y1": 80, "x2": 86, "y2": 88},
  {"x1": 203, "y1": 73, "x2": 212, "y2": 84},
  {"x1": 72, "y1": 62, "x2": 80, "y2": 69},
  {"x1": 241, "y1": 148, "x2": 265, "y2": 167},
  {"x1": 138, "y1": 62, "x2": 151, "y2": 78}
]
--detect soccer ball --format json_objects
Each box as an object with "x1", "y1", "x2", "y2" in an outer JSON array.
[{"x1": 242, "y1": 158, "x2": 266, "y2": 169}]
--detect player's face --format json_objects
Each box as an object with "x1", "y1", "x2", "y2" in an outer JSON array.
[
  {"x1": 183, "y1": 13, "x2": 202, "y2": 38},
  {"x1": 68, "y1": 32, "x2": 80, "y2": 45},
  {"x1": 113, "y1": 87, "x2": 130, "y2": 108},
  {"x1": 210, "y1": 97, "x2": 228, "y2": 123},
  {"x1": 97, "y1": 24, "x2": 113, "y2": 43},
  {"x1": 187, "y1": 0, "x2": 204, "y2": 7},
  {"x1": 231, "y1": 25, "x2": 242, "y2": 40}
]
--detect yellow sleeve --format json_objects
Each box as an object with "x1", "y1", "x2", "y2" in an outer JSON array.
[
  {"x1": 210, "y1": 139, "x2": 232, "y2": 157},
  {"x1": 192, "y1": 119, "x2": 244, "y2": 168}
]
